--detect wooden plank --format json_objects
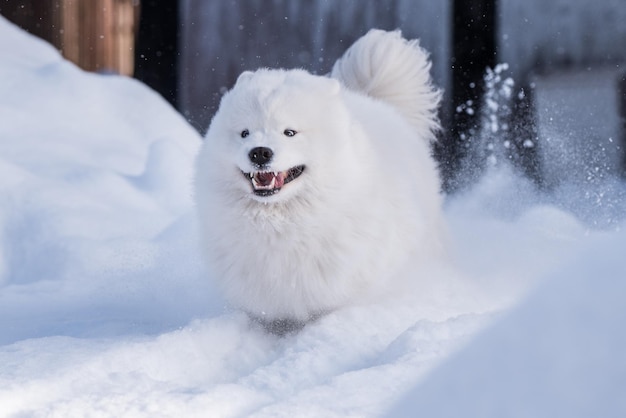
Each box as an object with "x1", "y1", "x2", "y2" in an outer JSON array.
[{"x1": 56, "y1": 0, "x2": 138, "y2": 75}]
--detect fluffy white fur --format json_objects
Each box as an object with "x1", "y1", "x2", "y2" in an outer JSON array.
[{"x1": 194, "y1": 29, "x2": 445, "y2": 324}]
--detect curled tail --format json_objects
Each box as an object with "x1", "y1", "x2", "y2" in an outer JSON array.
[{"x1": 331, "y1": 29, "x2": 442, "y2": 142}]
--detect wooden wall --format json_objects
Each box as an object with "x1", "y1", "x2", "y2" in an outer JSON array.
[
  {"x1": 0, "y1": 0, "x2": 139, "y2": 76},
  {"x1": 178, "y1": 0, "x2": 451, "y2": 134}
]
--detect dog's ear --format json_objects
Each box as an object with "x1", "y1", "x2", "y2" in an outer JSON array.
[{"x1": 235, "y1": 71, "x2": 255, "y2": 85}]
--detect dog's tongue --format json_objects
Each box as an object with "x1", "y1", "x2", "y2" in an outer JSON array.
[{"x1": 255, "y1": 172, "x2": 285, "y2": 188}]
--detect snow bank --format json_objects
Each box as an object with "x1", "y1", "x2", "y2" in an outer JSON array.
[
  {"x1": 389, "y1": 228, "x2": 626, "y2": 417},
  {"x1": 0, "y1": 15, "x2": 208, "y2": 344},
  {"x1": 0, "y1": 15, "x2": 625, "y2": 417}
]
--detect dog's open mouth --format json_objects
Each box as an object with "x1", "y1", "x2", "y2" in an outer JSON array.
[{"x1": 242, "y1": 165, "x2": 305, "y2": 196}]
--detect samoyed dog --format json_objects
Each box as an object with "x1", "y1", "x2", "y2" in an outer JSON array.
[{"x1": 195, "y1": 29, "x2": 445, "y2": 332}]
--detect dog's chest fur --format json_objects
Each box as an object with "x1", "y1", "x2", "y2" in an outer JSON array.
[{"x1": 205, "y1": 194, "x2": 397, "y2": 320}]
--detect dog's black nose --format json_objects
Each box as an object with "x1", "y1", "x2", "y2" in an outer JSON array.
[{"x1": 248, "y1": 147, "x2": 274, "y2": 166}]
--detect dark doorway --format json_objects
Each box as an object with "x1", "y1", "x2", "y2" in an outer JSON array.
[
  {"x1": 439, "y1": 0, "x2": 497, "y2": 191},
  {"x1": 134, "y1": 0, "x2": 180, "y2": 108}
]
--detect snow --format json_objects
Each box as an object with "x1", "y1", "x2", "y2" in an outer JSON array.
[
  {"x1": 533, "y1": 68, "x2": 624, "y2": 185},
  {"x1": 389, "y1": 229, "x2": 626, "y2": 418},
  {"x1": 1, "y1": 16, "x2": 625, "y2": 417}
]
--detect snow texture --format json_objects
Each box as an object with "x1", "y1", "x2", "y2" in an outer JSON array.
[
  {"x1": 533, "y1": 68, "x2": 624, "y2": 185},
  {"x1": 1, "y1": 16, "x2": 625, "y2": 417}
]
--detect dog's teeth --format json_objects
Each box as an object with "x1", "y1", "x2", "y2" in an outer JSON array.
[{"x1": 249, "y1": 172, "x2": 254, "y2": 178}]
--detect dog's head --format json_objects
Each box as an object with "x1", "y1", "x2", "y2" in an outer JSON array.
[{"x1": 200, "y1": 69, "x2": 350, "y2": 204}]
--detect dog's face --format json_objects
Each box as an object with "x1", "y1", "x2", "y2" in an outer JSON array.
[{"x1": 203, "y1": 69, "x2": 350, "y2": 204}]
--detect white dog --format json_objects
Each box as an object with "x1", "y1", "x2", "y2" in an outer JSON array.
[{"x1": 195, "y1": 30, "x2": 444, "y2": 332}]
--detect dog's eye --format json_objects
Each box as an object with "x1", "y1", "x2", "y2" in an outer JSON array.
[
  {"x1": 240, "y1": 129, "x2": 250, "y2": 138},
  {"x1": 283, "y1": 129, "x2": 297, "y2": 137}
]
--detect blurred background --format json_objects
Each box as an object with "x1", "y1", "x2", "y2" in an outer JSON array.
[{"x1": 1, "y1": 0, "x2": 625, "y2": 191}]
